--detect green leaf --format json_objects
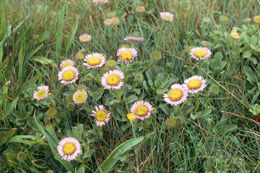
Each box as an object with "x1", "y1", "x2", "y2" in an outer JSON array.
[
  {"x1": 56, "y1": 6, "x2": 65, "y2": 57},
  {"x1": 0, "y1": 128, "x2": 16, "y2": 145},
  {"x1": 95, "y1": 136, "x2": 144, "y2": 173},
  {"x1": 8, "y1": 135, "x2": 38, "y2": 145},
  {"x1": 126, "y1": 95, "x2": 138, "y2": 104},
  {"x1": 32, "y1": 56, "x2": 57, "y2": 67},
  {"x1": 5, "y1": 97, "x2": 19, "y2": 116}
]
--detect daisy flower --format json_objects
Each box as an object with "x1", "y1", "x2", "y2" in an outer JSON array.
[
  {"x1": 33, "y1": 86, "x2": 49, "y2": 101},
  {"x1": 58, "y1": 66, "x2": 79, "y2": 85},
  {"x1": 93, "y1": 0, "x2": 109, "y2": 5},
  {"x1": 117, "y1": 47, "x2": 138, "y2": 64},
  {"x1": 104, "y1": 18, "x2": 114, "y2": 25},
  {"x1": 105, "y1": 59, "x2": 117, "y2": 68},
  {"x1": 160, "y1": 12, "x2": 174, "y2": 22},
  {"x1": 130, "y1": 101, "x2": 153, "y2": 120},
  {"x1": 57, "y1": 137, "x2": 81, "y2": 161},
  {"x1": 79, "y1": 34, "x2": 91, "y2": 43},
  {"x1": 83, "y1": 53, "x2": 106, "y2": 68},
  {"x1": 254, "y1": 15, "x2": 260, "y2": 24},
  {"x1": 163, "y1": 84, "x2": 188, "y2": 106},
  {"x1": 230, "y1": 32, "x2": 240, "y2": 40},
  {"x1": 91, "y1": 105, "x2": 111, "y2": 126},
  {"x1": 101, "y1": 70, "x2": 124, "y2": 90},
  {"x1": 124, "y1": 36, "x2": 144, "y2": 42},
  {"x1": 184, "y1": 75, "x2": 207, "y2": 94},
  {"x1": 73, "y1": 90, "x2": 88, "y2": 105},
  {"x1": 190, "y1": 47, "x2": 211, "y2": 60},
  {"x1": 60, "y1": 59, "x2": 75, "y2": 69},
  {"x1": 136, "y1": 5, "x2": 146, "y2": 13}
]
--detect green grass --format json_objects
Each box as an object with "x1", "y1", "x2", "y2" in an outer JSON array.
[{"x1": 0, "y1": 0, "x2": 259, "y2": 172}]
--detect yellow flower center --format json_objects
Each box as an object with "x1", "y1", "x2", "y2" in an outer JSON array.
[
  {"x1": 106, "y1": 74, "x2": 121, "y2": 86},
  {"x1": 187, "y1": 79, "x2": 202, "y2": 89},
  {"x1": 163, "y1": 14, "x2": 171, "y2": 20},
  {"x1": 87, "y1": 56, "x2": 102, "y2": 66},
  {"x1": 194, "y1": 49, "x2": 207, "y2": 58},
  {"x1": 96, "y1": 110, "x2": 107, "y2": 122},
  {"x1": 127, "y1": 113, "x2": 136, "y2": 120},
  {"x1": 62, "y1": 70, "x2": 76, "y2": 81},
  {"x1": 74, "y1": 92, "x2": 86, "y2": 103},
  {"x1": 81, "y1": 36, "x2": 90, "y2": 41},
  {"x1": 63, "y1": 142, "x2": 76, "y2": 155},
  {"x1": 37, "y1": 89, "x2": 47, "y2": 98},
  {"x1": 134, "y1": 105, "x2": 149, "y2": 117},
  {"x1": 254, "y1": 16, "x2": 260, "y2": 24},
  {"x1": 119, "y1": 51, "x2": 133, "y2": 61},
  {"x1": 62, "y1": 62, "x2": 73, "y2": 68},
  {"x1": 113, "y1": 18, "x2": 120, "y2": 24},
  {"x1": 99, "y1": 0, "x2": 105, "y2": 2},
  {"x1": 231, "y1": 33, "x2": 240, "y2": 39},
  {"x1": 168, "y1": 89, "x2": 183, "y2": 101}
]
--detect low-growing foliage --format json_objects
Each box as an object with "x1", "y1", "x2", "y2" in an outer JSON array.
[{"x1": 0, "y1": 0, "x2": 259, "y2": 172}]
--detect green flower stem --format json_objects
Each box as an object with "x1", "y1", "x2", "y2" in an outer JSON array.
[
  {"x1": 194, "y1": 94, "x2": 200, "y2": 114},
  {"x1": 97, "y1": 126, "x2": 103, "y2": 138}
]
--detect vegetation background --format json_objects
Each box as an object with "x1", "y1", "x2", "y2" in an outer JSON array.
[{"x1": 0, "y1": 0, "x2": 259, "y2": 172}]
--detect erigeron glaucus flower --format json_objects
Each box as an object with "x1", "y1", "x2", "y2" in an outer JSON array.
[
  {"x1": 124, "y1": 36, "x2": 144, "y2": 42},
  {"x1": 184, "y1": 76, "x2": 207, "y2": 94},
  {"x1": 111, "y1": 17, "x2": 120, "y2": 25},
  {"x1": 230, "y1": 32, "x2": 240, "y2": 40},
  {"x1": 60, "y1": 59, "x2": 75, "y2": 69},
  {"x1": 73, "y1": 90, "x2": 88, "y2": 105},
  {"x1": 117, "y1": 47, "x2": 138, "y2": 63},
  {"x1": 130, "y1": 101, "x2": 153, "y2": 120},
  {"x1": 127, "y1": 113, "x2": 136, "y2": 121},
  {"x1": 93, "y1": 0, "x2": 109, "y2": 5},
  {"x1": 91, "y1": 105, "x2": 111, "y2": 126},
  {"x1": 160, "y1": 12, "x2": 174, "y2": 22},
  {"x1": 104, "y1": 18, "x2": 114, "y2": 25},
  {"x1": 101, "y1": 70, "x2": 124, "y2": 90},
  {"x1": 33, "y1": 86, "x2": 49, "y2": 101},
  {"x1": 253, "y1": 15, "x2": 260, "y2": 24},
  {"x1": 136, "y1": 5, "x2": 145, "y2": 13},
  {"x1": 79, "y1": 34, "x2": 91, "y2": 43},
  {"x1": 83, "y1": 53, "x2": 106, "y2": 68},
  {"x1": 163, "y1": 84, "x2": 188, "y2": 106},
  {"x1": 190, "y1": 47, "x2": 211, "y2": 60},
  {"x1": 58, "y1": 66, "x2": 79, "y2": 85},
  {"x1": 57, "y1": 137, "x2": 81, "y2": 161}
]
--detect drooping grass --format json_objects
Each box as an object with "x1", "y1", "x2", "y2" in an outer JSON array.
[{"x1": 0, "y1": 0, "x2": 259, "y2": 172}]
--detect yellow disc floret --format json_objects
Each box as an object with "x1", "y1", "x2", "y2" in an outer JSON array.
[
  {"x1": 74, "y1": 92, "x2": 86, "y2": 103},
  {"x1": 127, "y1": 113, "x2": 136, "y2": 120},
  {"x1": 163, "y1": 14, "x2": 171, "y2": 20},
  {"x1": 187, "y1": 79, "x2": 202, "y2": 89},
  {"x1": 119, "y1": 51, "x2": 133, "y2": 61},
  {"x1": 168, "y1": 89, "x2": 183, "y2": 101},
  {"x1": 106, "y1": 74, "x2": 121, "y2": 86},
  {"x1": 62, "y1": 70, "x2": 76, "y2": 81},
  {"x1": 62, "y1": 62, "x2": 73, "y2": 68},
  {"x1": 134, "y1": 105, "x2": 149, "y2": 117},
  {"x1": 37, "y1": 90, "x2": 47, "y2": 98},
  {"x1": 231, "y1": 33, "x2": 240, "y2": 39},
  {"x1": 194, "y1": 49, "x2": 207, "y2": 58},
  {"x1": 63, "y1": 142, "x2": 76, "y2": 155},
  {"x1": 96, "y1": 110, "x2": 107, "y2": 122},
  {"x1": 254, "y1": 16, "x2": 260, "y2": 24},
  {"x1": 87, "y1": 57, "x2": 102, "y2": 66}
]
